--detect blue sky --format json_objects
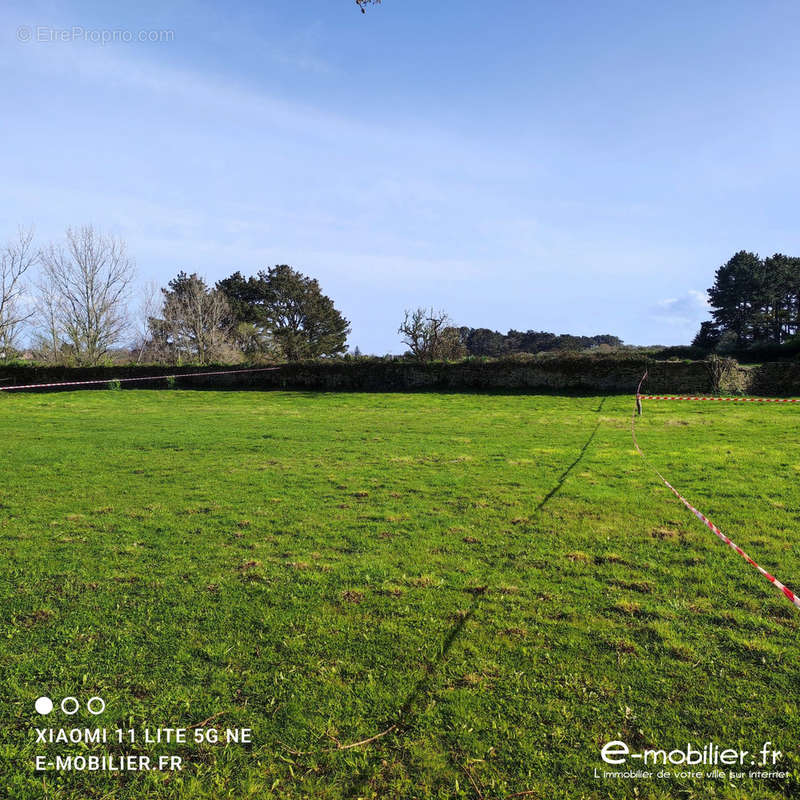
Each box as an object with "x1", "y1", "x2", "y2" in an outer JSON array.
[{"x1": 3, "y1": 0, "x2": 800, "y2": 352}]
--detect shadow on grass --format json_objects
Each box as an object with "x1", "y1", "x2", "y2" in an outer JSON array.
[
  {"x1": 534, "y1": 395, "x2": 606, "y2": 512},
  {"x1": 340, "y1": 397, "x2": 608, "y2": 798},
  {"x1": 338, "y1": 595, "x2": 480, "y2": 799}
]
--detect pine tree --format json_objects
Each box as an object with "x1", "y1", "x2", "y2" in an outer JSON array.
[{"x1": 218, "y1": 266, "x2": 350, "y2": 360}]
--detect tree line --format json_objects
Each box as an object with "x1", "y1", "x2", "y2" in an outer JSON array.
[
  {"x1": 1, "y1": 225, "x2": 627, "y2": 367},
  {"x1": 694, "y1": 251, "x2": 800, "y2": 352},
  {"x1": 395, "y1": 310, "x2": 621, "y2": 361},
  {"x1": 395, "y1": 309, "x2": 621, "y2": 361},
  {"x1": 457, "y1": 328, "x2": 621, "y2": 358},
  {"x1": 0, "y1": 226, "x2": 350, "y2": 366},
  {"x1": 1, "y1": 224, "x2": 631, "y2": 367},
  {"x1": 142, "y1": 267, "x2": 350, "y2": 364},
  {"x1": 1, "y1": 226, "x2": 137, "y2": 365}
]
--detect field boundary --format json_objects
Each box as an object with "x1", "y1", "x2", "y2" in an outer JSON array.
[
  {"x1": 640, "y1": 394, "x2": 799, "y2": 403},
  {"x1": 4, "y1": 356, "x2": 800, "y2": 395},
  {"x1": 2, "y1": 358, "x2": 800, "y2": 395},
  {"x1": 634, "y1": 372, "x2": 800, "y2": 609},
  {"x1": 0, "y1": 366, "x2": 280, "y2": 392}
]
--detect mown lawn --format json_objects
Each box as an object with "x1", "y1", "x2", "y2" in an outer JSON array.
[{"x1": 1, "y1": 389, "x2": 799, "y2": 799}]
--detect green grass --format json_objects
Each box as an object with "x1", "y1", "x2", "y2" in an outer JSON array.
[{"x1": 1, "y1": 389, "x2": 799, "y2": 799}]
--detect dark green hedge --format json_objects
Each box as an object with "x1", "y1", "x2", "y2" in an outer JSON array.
[{"x1": 0, "y1": 356, "x2": 797, "y2": 396}]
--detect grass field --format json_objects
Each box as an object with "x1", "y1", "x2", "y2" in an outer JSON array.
[{"x1": 1, "y1": 389, "x2": 799, "y2": 799}]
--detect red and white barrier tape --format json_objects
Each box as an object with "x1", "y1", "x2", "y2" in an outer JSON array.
[
  {"x1": 633, "y1": 372, "x2": 800, "y2": 610},
  {"x1": 640, "y1": 395, "x2": 799, "y2": 403},
  {"x1": 0, "y1": 366, "x2": 280, "y2": 392}
]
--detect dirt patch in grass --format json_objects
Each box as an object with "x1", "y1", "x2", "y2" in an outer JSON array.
[
  {"x1": 23, "y1": 609, "x2": 54, "y2": 626},
  {"x1": 613, "y1": 599, "x2": 644, "y2": 616},
  {"x1": 594, "y1": 552, "x2": 626, "y2": 565},
  {"x1": 408, "y1": 575, "x2": 436, "y2": 588},
  {"x1": 567, "y1": 551, "x2": 590, "y2": 563},
  {"x1": 652, "y1": 526, "x2": 680, "y2": 540},
  {"x1": 610, "y1": 638, "x2": 637, "y2": 655},
  {"x1": 610, "y1": 579, "x2": 654, "y2": 594}
]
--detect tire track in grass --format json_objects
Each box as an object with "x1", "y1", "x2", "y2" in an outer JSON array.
[{"x1": 338, "y1": 396, "x2": 608, "y2": 799}]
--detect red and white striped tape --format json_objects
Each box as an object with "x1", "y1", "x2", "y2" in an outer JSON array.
[
  {"x1": 0, "y1": 366, "x2": 280, "y2": 392},
  {"x1": 633, "y1": 372, "x2": 800, "y2": 610},
  {"x1": 640, "y1": 395, "x2": 799, "y2": 403}
]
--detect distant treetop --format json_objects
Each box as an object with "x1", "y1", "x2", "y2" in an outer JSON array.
[
  {"x1": 693, "y1": 251, "x2": 800, "y2": 353},
  {"x1": 457, "y1": 328, "x2": 622, "y2": 357}
]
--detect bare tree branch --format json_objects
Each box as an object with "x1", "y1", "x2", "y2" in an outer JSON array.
[
  {"x1": 38, "y1": 226, "x2": 135, "y2": 365},
  {"x1": 0, "y1": 227, "x2": 37, "y2": 359},
  {"x1": 31, "y1": 271, "x2": 64, "y2": 363},
  {"x1": 132, "y1": 280, "x2": 160, "y2": 364},
  {"x1": 398, "y1": 307, "x2": 463, "y2": 361},
  {"x1": 356, "y1": 0, "x2": 381, "y2": 12},
  {"x1": 150, "y1": 273, "x2": 237, "y2": 365}
]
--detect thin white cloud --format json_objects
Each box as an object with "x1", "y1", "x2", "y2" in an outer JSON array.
[{"x1": 653, "y1": 290, "x2": 710, "y2": 326}]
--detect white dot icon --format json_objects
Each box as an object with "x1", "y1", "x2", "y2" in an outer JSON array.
[{"x1": 35, "y1": 696, "x2": 54, "y2": 715}]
